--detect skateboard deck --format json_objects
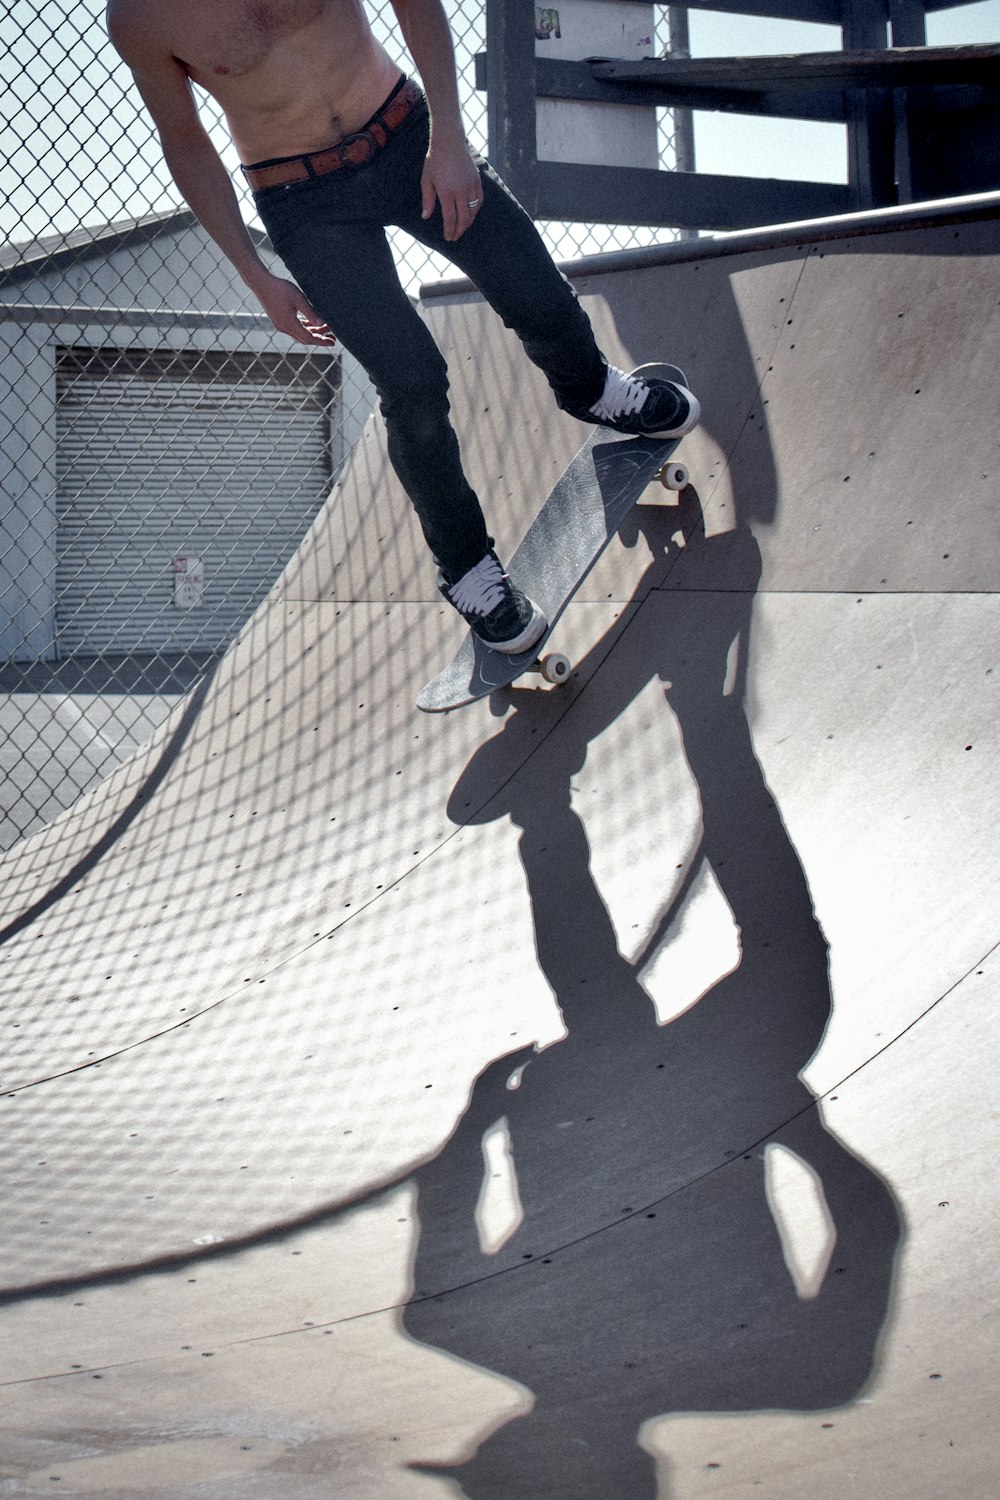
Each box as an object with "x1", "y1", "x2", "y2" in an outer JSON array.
[{"x1": 417, "y1": 366, "x2": 692, "y2": 713}]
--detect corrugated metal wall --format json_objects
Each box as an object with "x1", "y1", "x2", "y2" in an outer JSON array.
[{"x1": 55, "y1": 346, "x2": 337, "y2": 654}]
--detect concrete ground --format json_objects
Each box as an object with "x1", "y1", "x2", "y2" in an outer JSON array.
[
  {"x1": 0, "y1": 196, "x2": 997, "y2": 1499},
  {"x1": 0, "y1": 657, "x2": 212, "y2": 850}
]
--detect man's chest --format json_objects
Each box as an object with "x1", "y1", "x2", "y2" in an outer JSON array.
[{"x1": 171, "y1": 0, "x2": 330, "y2": 78}]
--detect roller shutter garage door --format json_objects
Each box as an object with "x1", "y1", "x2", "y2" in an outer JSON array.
[{"x1": 55, "y1": 345, "x2": 338, "y2": 655}]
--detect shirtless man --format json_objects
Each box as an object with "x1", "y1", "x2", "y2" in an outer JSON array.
[{"x1": 107, "y1": 0, "x2": 699, "y2": 652}]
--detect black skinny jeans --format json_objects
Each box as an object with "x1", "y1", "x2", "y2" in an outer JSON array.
[{"x1": 253, "y1": 84, "x2": 607, "y2": 581}]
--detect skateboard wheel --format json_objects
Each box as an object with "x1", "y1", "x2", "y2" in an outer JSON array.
[
  {"x1": 539, "y1": 653, "x2": 571, "y2": 685},
  {"x1": 658, "y1": 461, "x2": 688, "y2": 491}
]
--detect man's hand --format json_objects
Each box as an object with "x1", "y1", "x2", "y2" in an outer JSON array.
[
  {"x1": 421, "y1": 137, "x2": 483, "y2": 242},
  {"x1": 253, "y1": 271, "x2": 336, "y2": 346}
]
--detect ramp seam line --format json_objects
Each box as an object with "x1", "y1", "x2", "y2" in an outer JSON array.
[{"x1": 3, "y1": 935, "x2": 993, "y2": 1325}]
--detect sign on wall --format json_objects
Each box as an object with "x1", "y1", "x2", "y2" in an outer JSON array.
[{"x1": 173, "y1": 555, "x2": 205, "y2": 611}]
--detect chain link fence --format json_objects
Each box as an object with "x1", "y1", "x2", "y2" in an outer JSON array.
[{"x1": 1, "y1": 1, "x2": 684, "y2": 852}]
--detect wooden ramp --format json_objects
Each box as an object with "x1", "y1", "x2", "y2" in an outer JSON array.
[{"x1": 1, "y1": 197, "x2": 998, "y2": 1499}]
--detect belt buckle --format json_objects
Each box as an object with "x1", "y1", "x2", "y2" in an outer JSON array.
[{"x1": 339, "y1": 129, "x2": 378, "y2": 168}]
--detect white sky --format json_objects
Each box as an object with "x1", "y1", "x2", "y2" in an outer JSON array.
[{"x1": 1, "y1": 0, "x2": 997, "y2": 279}]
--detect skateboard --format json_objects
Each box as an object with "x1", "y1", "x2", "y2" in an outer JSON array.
[{"x1": 416, "y1": 365, "x2": 693, "y2": 713}]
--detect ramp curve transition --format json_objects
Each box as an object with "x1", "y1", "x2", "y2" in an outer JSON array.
[{"x1": 2, "y1": 198, "x2": 998, "y2": 1499}]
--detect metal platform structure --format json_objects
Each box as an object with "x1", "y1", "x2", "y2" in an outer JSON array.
[{"x1": 480, "y1": 0, "x2": 1000, "y2": 228}]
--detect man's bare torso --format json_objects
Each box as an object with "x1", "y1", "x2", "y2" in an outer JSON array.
[{"x1": 129, "y1": 0, "x2": 402, "y2": 161}]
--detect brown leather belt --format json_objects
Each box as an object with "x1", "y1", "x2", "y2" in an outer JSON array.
[{"x1": 242, "y1": 78, "x2": 422, "y2": 192}]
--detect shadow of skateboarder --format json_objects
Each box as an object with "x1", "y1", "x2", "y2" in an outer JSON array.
[{"x1": 402, "y1": 495, "x2": 902, "y2": 1498}]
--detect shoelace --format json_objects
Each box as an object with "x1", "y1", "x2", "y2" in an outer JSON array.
[
  {"x1": 447, "y1": 553, "x2": 509, "y2": 617},
  {"x1": 588, "y1": 365, "x2": 649, "y2": 422}
]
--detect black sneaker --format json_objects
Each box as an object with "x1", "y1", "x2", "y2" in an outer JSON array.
[
  {"x1": 571, "y1": 364, "x2": 701, "y2": 438},
  {"x1": 438, "y1": 550, "x2": 547, "y2": 654}
]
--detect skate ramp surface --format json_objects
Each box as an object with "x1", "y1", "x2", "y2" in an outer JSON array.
[{"x1": 1, "y1": 197, "x2": 998, "y2": 1499}]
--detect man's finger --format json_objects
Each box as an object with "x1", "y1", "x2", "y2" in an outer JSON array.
[
  {"x1": 440, "y1": 189, "x2": 458, "y2": 241},
  {"x1": 452, "y1": 203, "x2": 476, "y2": 241},
  {"x1": 295, "y1": 322, "x2": 335, "y2": 346},
  {"x1": 297, "y1": 307, "x2": 335, "y2": 344},
  {"x1": 274, "y1": 309, "x2": 333, "y2": 347},
  {"x1": 451, "y1": 177, "x2": 482, "y2": 240},
  {"x1": 289, "y1": 292, "x2": 335, "y2": 345}
]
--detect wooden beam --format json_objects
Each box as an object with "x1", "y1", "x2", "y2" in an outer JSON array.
[
  {"x1": 679, "y1": 0, "x2": 840, "y2": 20},
  {"x1": 534, "y1": 161, "x2": 852, "y2": 232},
  {"x1": 591, "y1": 44, "x2": 1000, "y2": 94},
  {"x1": 839, "y1": 0, "x2": 893, "y2": 212},
  {"x1": 484, "y1": 0, "x2": 537, "y2": 211},
  {"x1": 514, "y1": 55, "x2": 849, "y2": 123}
]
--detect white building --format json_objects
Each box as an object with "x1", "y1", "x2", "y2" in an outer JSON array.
[{"x1": 0, "y1": 209, "x2": 372, "y2": 665}]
